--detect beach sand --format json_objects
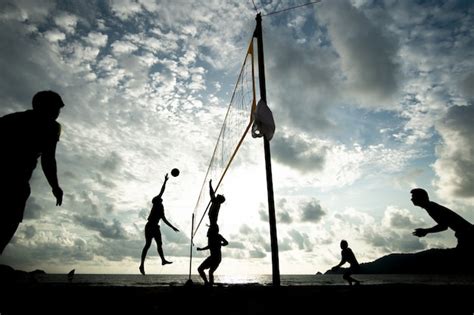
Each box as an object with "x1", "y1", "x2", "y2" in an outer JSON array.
[{"x1": 1, "y1": 281, "x2": 473, "y2": 315}]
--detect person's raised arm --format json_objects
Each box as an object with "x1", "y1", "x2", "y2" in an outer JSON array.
[
  {"x1": 209, "y1": 179, "x2": 216, "y2": 200},
  {"x1": 41, "y1": 141, "x2": 63, "y2": 206},
  {"x1": 156, "y1": 173, "x2": 169, "y2": 199}
]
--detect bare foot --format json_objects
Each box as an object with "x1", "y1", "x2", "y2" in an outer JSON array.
[
  {"x1": 162, "y1": 260, "x2": 173, "y2": 265},
  {"x1": 139, "y1": 265, "x2": 145, "y2": 275}
]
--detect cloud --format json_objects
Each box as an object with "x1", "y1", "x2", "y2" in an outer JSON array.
[
  {"x1": 258, "y1": 208, "x2": 268, "y2": 222},
  {"x1": 22, "y1": 225, "x2": 36, "y2": 239},
  {"x1": 363, "y1": 206, "x2": 427, "y2": 253},
  {"x1": 278, "y1": 211, "x2": 292, "y2": 225},
  {"x1": 328, "y1": 206, "x2": 428, "y2": 255},
  {"x1": 95, "y1": 173, "x2": 117, "y2": 189},
  {"x1": 234, "y1": 224, "x2": 270, "y2": 258},
  {"x1": 287, "y1": 229, "x2": 313, "y2": 251},
  {"x1": 277, "y1": 199, "x2": 293, "y2": 224},
  {"x1": 101, "y1": 151, "x2": 122, "y2": 172},
  {"x1": 75, "y1": 215, "x2": 128, "y2": 239},
  {"x1": 263, "y1": 198, "x2": 326, "y2": 225},
  {"x1": 384, "y1": 1, "x2": 474, "y2": 145},
  {"x1": 364, "y1": 228, "x2": 426, "y2": 253},
  {"x1": 1, "y1": 228, "x2": 95, "y2": 268},
  {"x1": 23, "y1": 197, "x2": 44, "y2": 220},
  {"x1": 109, "y1": 0, "x2": 144, "y2": 20},
  {"x1": 161, "y1": 224, "x2": 189, "y2": 245},
  {"x1": 138, "y1": 208, "x2": 148, "y2": 220},
  {"x1": 265, "y1": 24, "x2": 337, "y2": 134},
  {"x1": 433, "y1": 105, "x2": 474, "y2": 200},
  {"x1": 278, "y1": 237, "x2": 293, "y2": 252},
  {"x1": 322, "y1": 142, "x2": 417, "y2": 189},
  {"x1": 393, "y1": 168, "x2": 425, "y2": 190},
  {"x1": 84, "y1": 32, "x2": 108, "y2": 47},
  {"x1": 111, "y1": 40, "x2": 138, "y2": 56},
  {"x1": 0, "y1": 0, "x2": 56, "y2": 23},
  {"x1": 54, "y1": 12, "x2": 78, "y2": 34},
  {"x1": 381, "y1": 206, "x2": 423, "y2": 230},
  {"x1": 258, "y1": 198, "x2": 294, "y2": 224},
  {"x1": 85, "y1": 238, "x2": 142, "y2": 262},
  {"x1": 459, "y1": 73, "x2": 474, "y2": 100},
  {"x1": 0, "y1": 19, "x2": 67, "y2": 112},
  {"x1": 248, "y1": 247, "x2": 266, "y2": 259},
  {"x1": 44, "y1": 29, "x2": 66, "y2": 42},
  {"x1": 317, "y1": 0, "x2": 400, "y2": 107},
  {"x1": 300, "y1": 199, "x2": 326, "y2": 223},
  {"x1": 272, "y1": 133, "x2": 327, "y2": 172}
]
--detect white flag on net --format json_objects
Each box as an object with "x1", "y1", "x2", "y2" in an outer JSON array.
[{"x1": 252, "y1": 99, "x2": 275, "y2": 141}]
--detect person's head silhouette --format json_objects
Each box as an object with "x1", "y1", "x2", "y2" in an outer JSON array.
[
  {"x1": 410, "y1": 188, "x2": 430, "y2": 207},
  {"x1": 32, "y1": 90, "x2": 65, "y2": 121},
  {"x1": 216, "y1": 194, "x2": 225, "y2": 204},
  {"x1": 340, "y1": 240, "x2": 348, "y2": 249}
]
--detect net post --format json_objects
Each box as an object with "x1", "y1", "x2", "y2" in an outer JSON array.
[
  {"x1": 255, "y1": 13, "x2": 280, "y2": 287},
  {"x1": 187, "y1": 213, "x2": 195, "y2": 284}
]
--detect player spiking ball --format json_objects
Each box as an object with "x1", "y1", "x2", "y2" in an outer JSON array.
[{"x1": 171, "y1": 168, "x2": 180, "y2": 177}]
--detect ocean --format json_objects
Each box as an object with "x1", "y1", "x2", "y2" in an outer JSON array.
[
  {"x1": 34, "y1": 273, "x2": 474, "y2": 287},
  {"x1": 7, "y1": 273, "x2": 474, "y2": 314}
]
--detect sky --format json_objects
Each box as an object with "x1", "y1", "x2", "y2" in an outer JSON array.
[{"x1": 0, "y1": 0, "x2": 473, "y2": 276}]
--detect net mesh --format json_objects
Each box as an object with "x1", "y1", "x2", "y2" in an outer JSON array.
[{"x1": 192, "y1": 39, "x2": 256, "y2": 236}]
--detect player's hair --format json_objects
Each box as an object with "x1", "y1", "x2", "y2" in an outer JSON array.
[
  {"x1": 32, "y1": 91, "x2": 65, "y2": 110},
  {"x1": 216, "y1": 194, "x2": 226, "y2": 203},
  {"x1": 410, "y1": 188, "x2": 430, "y2": 202}
]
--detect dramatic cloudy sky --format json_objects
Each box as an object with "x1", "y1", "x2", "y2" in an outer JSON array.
[{"x1": 1, "y1": 0, "x2": 473, "y2": 276}]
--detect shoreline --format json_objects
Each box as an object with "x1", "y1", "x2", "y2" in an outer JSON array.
[{"x1": 2, "y1": 282, "x2": 473, "y2": 314}]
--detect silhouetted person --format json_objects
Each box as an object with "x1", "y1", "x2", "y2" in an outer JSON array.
[
  {"x1": 139, "y1": 173, "x2": 179, "y2": 275},
  {"x1": 197, "y1": 224, "x2": 228, "y2": 286},
  {"x1": 0, "y1": 91, "x2": 64, "y2": 254},
  {"x1": 332, "y1": 240, "x2": 360, "y2": 285},
  {"x1": 208, "y1": 179, "x2": 225, "y2": 226},
  {"x1": 411, "y1": 188, "x2": 474, "y2": 251},
  {"x1": 67, "y1": 269, "x2": 75, "y2": 282}
]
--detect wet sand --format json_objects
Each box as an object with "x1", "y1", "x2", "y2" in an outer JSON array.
[{"x1": 1, "y1": 282, "x2": 473, "y2": 315}]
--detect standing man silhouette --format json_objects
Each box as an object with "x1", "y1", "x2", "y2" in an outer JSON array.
[
  {"x1": 139, "y1": 173, "x2": 179, "y2": 275},
  {"x1": 0, "y1": 91, "x2": 64, "y2": 254},
  {"x1": 411, "y1": 188, "x2": 474, "y2": 251},
  {"x1": 197, "y1": 224, "x2": 228, "y2": 286}
]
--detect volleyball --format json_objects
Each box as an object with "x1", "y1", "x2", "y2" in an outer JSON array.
[{"x1": 171, "y1": 168, "x2": 180, "y2": 177}]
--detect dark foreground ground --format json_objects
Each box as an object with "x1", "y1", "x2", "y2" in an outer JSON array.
[{"x1": 1, "y1": 282, "x2": 473, "y2": 315}]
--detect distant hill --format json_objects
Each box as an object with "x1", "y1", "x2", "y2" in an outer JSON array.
[
  {"x1": 0, "y1": 264, "x2": 47, "y2": 285},
  {"x1": 325, "y1": 248, "x2": 473, "y2": 274}
]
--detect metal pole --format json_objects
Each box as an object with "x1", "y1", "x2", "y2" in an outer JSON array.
[
  {"x1": 187, "y1": 214, "x2": 194, "y2": 284},
  {"x1": 254, "y1": 13, "x2": 280, "y2": 286}
]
